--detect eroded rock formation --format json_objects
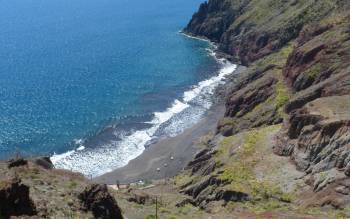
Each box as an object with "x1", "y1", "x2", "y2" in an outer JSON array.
[{"x1": 183, "y1": 0, "x2": 350, "y2": 212}]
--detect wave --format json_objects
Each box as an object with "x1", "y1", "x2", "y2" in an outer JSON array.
[{"x1": 51, "y1": 40, "x2": 237, "y2": 177}]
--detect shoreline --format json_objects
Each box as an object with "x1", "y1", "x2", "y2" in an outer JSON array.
[
  {"x1": 94, "y1": 65, "x2": 245, "y2": 184},
  {"x1": 94, "y1": 101, "x2": 225, "y2": 184},
  {"x1": 180, "y1": 31, "x2": 235, "y2": 62},
  {"x1": 93, "y1": 33, "x2": 243, "y2": 184},
  {"x1": 51, "y1": 32, "x2": 237, "y2": 178}
]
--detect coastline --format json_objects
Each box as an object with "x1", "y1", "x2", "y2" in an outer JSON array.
[
  {"x1": 93, "y1": 103, "x2": 225, "y2": 184},
  {"x1": 51, "y1": 32, "x2": 238, "y2": 178},
  {"x1": 94, "y1": 65, "x2": 245, "y2": 184}
]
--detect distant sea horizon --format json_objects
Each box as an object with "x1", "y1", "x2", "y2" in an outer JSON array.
[{"x1": 0, "y1": 0, "x2": 235, "y2": 176}]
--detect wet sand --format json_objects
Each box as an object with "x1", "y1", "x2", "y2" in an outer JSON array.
[{"x1": 94, "y1": 103, "x2": 225, "y2": 184}]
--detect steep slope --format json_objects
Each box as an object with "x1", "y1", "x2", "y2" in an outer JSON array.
[
  {"x1": 184, "y1": 0, "x2": 348, "y2": 65},
  {"x1": 179, "y1": 0, "x2": 350, "y2": 216}
]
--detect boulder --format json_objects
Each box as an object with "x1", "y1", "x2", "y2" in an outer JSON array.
[
  {"x1": 79, "y1": 184, "x2": 123, "y2": 219},
  {"x1": 215, "y1": 189, "x2": 250, "y2": 202},
  {"x1": 127, "y1": 191, "x2": 155, "y2": 205},
  {"x1": 32, "y1": 157, "x2": 54, "y2": 169}
]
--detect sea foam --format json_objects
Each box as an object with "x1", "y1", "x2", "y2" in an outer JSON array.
[{"x1": 51, "y1": 39, "x2": 237, "y2": 177}]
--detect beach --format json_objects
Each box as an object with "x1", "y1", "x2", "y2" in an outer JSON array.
[
  {"x1": 94, "y1": 103, "x2": 225, "y2": 184},
  {"x1": 94, "y1": 65, "x2": 245, "y2": 184}
]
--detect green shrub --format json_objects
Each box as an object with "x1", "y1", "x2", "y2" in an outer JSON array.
[
  {"x1": 145, "y1": 214, "x2": 156, "y2": 219},
  {"x1": 275, "y1": 81, "x2": 290, "y2": 109}
]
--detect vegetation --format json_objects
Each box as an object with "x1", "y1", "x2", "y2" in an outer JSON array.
[
  {"x1": 218, "y1": 117, "x2": 236, "y2": 127},
  {"x1": 216, "y1": 125, "x2": 295, "y2": 213},
  {"x1": 245, "y1": 43, "x2": 292, "y2": 120},
  {"x1": 275, "y1": 80, "x2": 290, "y2": 109},
  {"x1": 174, "y1": 172, "x2": 194, "y2": 187},
  {"x1": 257, "y1": 42, "x2": 294, "y2": 68},
  {"x1": 305, "y1": 63, "x2": 323, "y2": 79}
]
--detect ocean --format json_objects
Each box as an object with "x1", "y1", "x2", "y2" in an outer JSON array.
[{"x1": 0, "y1": 0, "x2": 236, "y2": 176}]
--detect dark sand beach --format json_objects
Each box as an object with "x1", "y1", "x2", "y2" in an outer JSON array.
[
  {"x1": 94, "y1": 103, "x2": 225, "y2": 184},
  {"x1": 94, "y1": 66, "x2": 246, "y2": 184}
]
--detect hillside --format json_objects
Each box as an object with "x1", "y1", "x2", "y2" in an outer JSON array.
[
  {"x1": 0, "y1": 158, "x2": 123, "y2": 219},
  {"x1": 110, "y1": 0, "x2": 350, "y2": 217},
  {"x1": 175, "y1": 0, "x2": 350, "y2": 217}
]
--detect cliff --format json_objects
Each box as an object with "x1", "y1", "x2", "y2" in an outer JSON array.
[
  {"x1": 184, "y1": 0, "x2": 349, "y2": 65},
  {"x1": 177, "y1": 0, "x2": 350, "y2": 216}
]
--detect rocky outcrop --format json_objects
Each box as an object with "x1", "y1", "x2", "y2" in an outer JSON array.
[
  {"x1": 184, "y1": 0, "x2": 239, "y2": 42},
  {"x1": 178, "y1": 137, "x2": 255, "y2": 208},
  {"x1": 182, "y1": 176, "x2": 222, "y2": 199},
  {"x1": 179, "y1": 146, "x2": 233, "y2": 207},
  {"x1": 127, "y1": 190, "x2": 156, "y2": 205},
  {"x1": 8, "y1": 158, "x2": 28, "y2": 168},
  {"x1": 184, "y1": 0, "x2": 350, "y2": 212},
  {"x1": 216, "y1": 57, "x2": 287, "y2": 136},
  {"x1": 225, "y1": 75, "x2": 277, "y2": 118},
  {"x1": 285, "y1": 67, "x2": 350, "y2": 113},
  {"x1": 0, "y1": 178, "x2": 37, "y2": 218},
  {"x1": 299, "y1": 170, "x2": 350, "y2": 209},
  {"x1": 32, "y1": 157, "x2": 54, "y2": 169},
  {"x1": 79, "y1": 184, "x2": 123, "y2": 219},
  {"x1": 184, "y1": 0, "x2": 345, "y2": 65},
  {"x1": 281, "y1": 15, "x2": 350, "y2": 115},
  {"x1": 0, "y1": 158, "x2": 124, "y2": 219},
  {"x1": 275, "y1": 96, "x2": 350, "y2": 176},
  {"x1": 283, "y1": 18, "x2": 350, "y2": 93},
  {"x1": 177, "y1": 125, "x2": 300, "y2": 214},
  {"x1": 273, "y1": 15, "x2": 350, "y2": 203},
  {"x1": 215, "y1": 189, "x2": 250, "y2": 202},
  {"x1": 185, "y1": 148, "x2": 218, "y2": 176}
]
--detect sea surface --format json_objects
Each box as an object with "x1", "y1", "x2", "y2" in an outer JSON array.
[{"x1": 0, "y1": 0, "x2": 236, "y2": 176}]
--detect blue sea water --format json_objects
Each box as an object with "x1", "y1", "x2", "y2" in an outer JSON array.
[{"x1": 0, "y1": 0, "x2": 236, "y2": 176}]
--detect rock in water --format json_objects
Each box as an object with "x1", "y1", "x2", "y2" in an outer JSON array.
[{"x1": 79, "y1": 184, "x2": 123, "y2": 219}]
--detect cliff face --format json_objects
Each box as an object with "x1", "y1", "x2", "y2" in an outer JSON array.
[
  {"x1": 185, "y1": 0, "x2": 348, "y2": 65},
  {"x1": 181, "y1": 0, "x2": 350, "y2": 215}
]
